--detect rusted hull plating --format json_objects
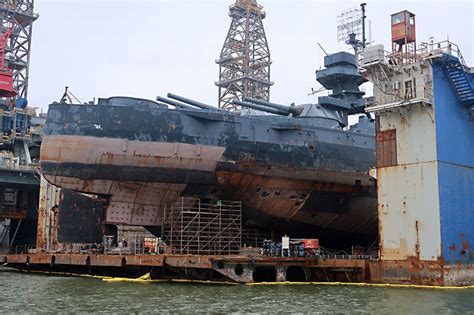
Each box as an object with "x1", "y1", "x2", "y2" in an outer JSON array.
[
  {"x1": 41, "y1": 105, "x2": 377, "y2": 239},
  {"x1": 369, "y1": 259, "x2": 474, "y2": 286}
]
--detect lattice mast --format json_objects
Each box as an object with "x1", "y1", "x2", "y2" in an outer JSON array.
[
  {"x1": 0, "y1": 0, "x2": 38, "y2": 99},
  {"x1": 216, "y1": 0, "x2": 273, "y2": 110}
]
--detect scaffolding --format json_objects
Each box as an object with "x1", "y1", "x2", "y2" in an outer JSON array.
[
  {"x1": 162, "y1": 198, "x2": 242, "y2": 255},
  {"x1": 241, "y1": 227, "x2": 270, "y2": 248}
]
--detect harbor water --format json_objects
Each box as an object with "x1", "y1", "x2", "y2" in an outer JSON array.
[{"x1": 1, "y1": 268, "x2": 473, "y2": 313}]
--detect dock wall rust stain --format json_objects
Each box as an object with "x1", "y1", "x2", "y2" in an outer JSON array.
[{"x1": 4, "y1": 253, "x2": 474, "y2": 285}]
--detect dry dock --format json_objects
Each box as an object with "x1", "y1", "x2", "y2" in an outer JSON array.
[
  {"x1": 3, "y1": 253, "x2": 370, "y2": 283},
  {"x1": 4, "y1": 252, "x2": 473, "y2": 286},
  {"x1": 2, "y1": 7, "x2": 473, "y2": 288}
]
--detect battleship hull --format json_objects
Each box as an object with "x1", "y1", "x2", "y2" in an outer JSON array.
[{"x1": 40, "y1": 102, "x2": 377, "y2": 240}]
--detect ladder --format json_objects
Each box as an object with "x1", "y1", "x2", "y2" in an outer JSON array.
[{"x1": 444, "y1": 57, "x2": 474, "y2": 110}]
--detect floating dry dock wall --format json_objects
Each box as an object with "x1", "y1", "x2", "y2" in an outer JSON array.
[
  {"x1": 363, "y1": 35, "x2": 474, "y2": 285},
  {"x1": 3, "y1": 253, "x2": 370, "y2": 283},
  {"x1": 2, "y1": 251, "x2": 471, "y2": 286}
]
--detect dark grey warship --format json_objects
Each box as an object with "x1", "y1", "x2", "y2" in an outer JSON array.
[{"x1": 40, "y1": 52, "x2": 377, "y2": 245}]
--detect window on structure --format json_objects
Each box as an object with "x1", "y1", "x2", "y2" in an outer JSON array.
[
  {"x1": 412, "y1": 77, "x2": 417, "y2": 98},
  {"x1": 392, "y1": 13, "x2": 405, "y2": 25},
  {"x1": 393, "y1": 81, "x2": 400, "y2": 98},
  {"x1": 404, "y1": 80, "x2": 414, "y2": 99}
]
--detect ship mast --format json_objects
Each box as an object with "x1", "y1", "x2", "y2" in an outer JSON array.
[{"x1": 216, "y1": 0, "x2": 273, "y2": 111}]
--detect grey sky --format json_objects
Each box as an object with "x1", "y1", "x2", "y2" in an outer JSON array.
[{"x1": 29, "y1": 0, "x2": 473, "y2": 112}]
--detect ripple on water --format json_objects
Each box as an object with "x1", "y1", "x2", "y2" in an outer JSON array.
[{"x1": 1, "y1": 268, "x2": 473, "y2": 314}]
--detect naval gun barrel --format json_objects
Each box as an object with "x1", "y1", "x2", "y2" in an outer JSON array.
[
  {"x1": 243, "y1": 97, "x2": 301, "y2": 116},
  {"x1": 156, "y1": 96, "x2": 198, "y2": 110},
  {"x1": 167, "y1": 93, "x2": 220, "y2": 111},
  {"x1": 232, "y1": 100, "x2": 290, "y2": 116}
]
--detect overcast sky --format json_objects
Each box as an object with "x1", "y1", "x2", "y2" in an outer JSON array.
[{"x1": 29, "y1": 0, "x2": 473, "y2": 112}]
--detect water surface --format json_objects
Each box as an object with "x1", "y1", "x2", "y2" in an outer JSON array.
[{"x1": 1, "y1": 268, "x2": 473, "y2": 313}]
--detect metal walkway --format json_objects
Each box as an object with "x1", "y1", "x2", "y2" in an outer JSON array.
[{"x1": 444, "y1": 55, "x2": 474, "y2": 109}]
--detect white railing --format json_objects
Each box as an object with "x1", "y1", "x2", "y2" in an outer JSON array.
[
  {"x1": 0, "y1": 155, "x2": 19, "y2": 169},
  {"x1": 419, "y1": 40, "x2": 468, "y2": 67}
]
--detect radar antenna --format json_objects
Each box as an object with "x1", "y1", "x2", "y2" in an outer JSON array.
[{"x1": 337, "y1": 3, "x2": 367, "y2": 58}]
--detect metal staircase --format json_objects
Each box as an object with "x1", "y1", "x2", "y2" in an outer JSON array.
[{"x1": 444, "y1": 57, "x2": 474, "y2": 110}]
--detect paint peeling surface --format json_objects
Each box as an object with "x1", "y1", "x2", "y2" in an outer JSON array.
[
  {"x1": 376, "y1": 104, "x2": 442, "y2": 261},
  {"x1": 432, "y1": 58, "x2": 474, "y2": 274},
  {"x1": 39, "y1": 101, "x2": 376, "y2": 239},
  {"x1": 365, "y1": 45, "x2": 474, "y2": 285},
  {"x1": 377, "y1": 163, "x2": 441, "y2": 261},
  {"x1": 36, "y1": 176, "x2": 60, "y2": 251}
]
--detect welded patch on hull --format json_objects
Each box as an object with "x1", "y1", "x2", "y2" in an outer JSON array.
[{"x1": 42, "y1": 174, "x2": 186, "y2": 226}]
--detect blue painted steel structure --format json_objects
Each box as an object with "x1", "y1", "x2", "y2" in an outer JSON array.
[{"x1": 433, "y1": 56, "x2": 474, "y2": 267}]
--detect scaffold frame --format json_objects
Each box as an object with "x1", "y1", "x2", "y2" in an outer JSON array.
[{"x1": 162, "y1": 197, "x2": 242, "y2": 255}]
